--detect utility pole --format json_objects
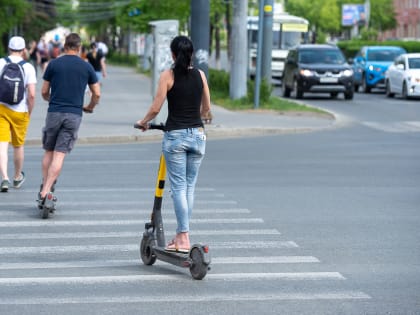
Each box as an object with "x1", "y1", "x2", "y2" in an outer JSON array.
[
  {"x1": 230, "y1": 0, "x2": 248, "y2": 99},
  {"x1": 261, "y1": 0, "x2": 273, "y2": 82},
  {"x1": 190, "y1": 0, "x2": 210, "y2": 79}
]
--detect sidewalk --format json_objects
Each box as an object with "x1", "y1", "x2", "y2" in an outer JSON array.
[{"x1": 25, "y1": 65, "x2": 337, "y2": 145}]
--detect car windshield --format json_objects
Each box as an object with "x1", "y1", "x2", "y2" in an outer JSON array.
[
  {"x1": 367, "y1": 49, "x2": 404, "y2": 62},
  {"x1": 408, "y1": 57, "x2": 420, "y2": 69},
  {"x1": 299, "y1": 49, "x2": 345, "y2": 64}
]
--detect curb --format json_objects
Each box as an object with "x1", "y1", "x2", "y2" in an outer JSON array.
[{"x1": 24, "y1": 124, "x2": 335, "y2": 147}]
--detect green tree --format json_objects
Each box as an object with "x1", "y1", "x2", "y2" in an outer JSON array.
[
  {"x1": 286, "y1": 0, "x2": 340, "y2": 37},
  {"x1": 117, "y1": 1, "x2": 190, "y2": 34},
  {"x1": 368, "y1": 0, "x2": 396, "y2": 31},
  {"x1": 0, "y1": 0, "x2": 28, "y2": 54},
  {"x1": 288, "y1": 0, "x2": 397, "y2": 40}
]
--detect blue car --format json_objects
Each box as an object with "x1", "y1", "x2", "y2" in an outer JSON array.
[{"x1": 352, "y1": 46, "x2": 406, "y2": 93}]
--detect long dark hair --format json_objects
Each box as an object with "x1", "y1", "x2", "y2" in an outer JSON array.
[{"x1": 170, "y1": 35, "x2": 193, "y2": 77}]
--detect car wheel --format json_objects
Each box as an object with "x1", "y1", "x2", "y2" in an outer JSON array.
[
  {"x1": 354, "y1": 84, "x2": 360, "y2": 92},
  {"x1": 293, "y1": 79, "x2": 303, "y2": 99},
  {"x1": 385, "y1": 80, "x2": 394, "y2": 98},
  {"x1": 402, "y1": 81, "x2": 409, "y2": 100},
  {"x1": 344, "y1": 91, "x2": 354, "y2": 100},
  {"x1": 362, "y1": 75, "x2": 371, "y2": 93}
]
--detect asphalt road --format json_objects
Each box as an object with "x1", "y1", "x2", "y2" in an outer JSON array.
[{"x1": 0, "y1": 74, "x2": 419, "y2": 314}]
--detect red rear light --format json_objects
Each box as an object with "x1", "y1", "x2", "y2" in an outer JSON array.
[{"x1": 203, "y1": 245, "x2": 209, "y2": 253}]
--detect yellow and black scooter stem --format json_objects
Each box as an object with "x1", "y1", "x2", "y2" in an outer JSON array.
[{"x1": 152, "y1": 154, "x2": 166, "y2": 247}]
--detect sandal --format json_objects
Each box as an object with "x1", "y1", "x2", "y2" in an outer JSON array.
[
  {"x1": 165, "y1": 238, "x2": 190, "y2": 253},
  {"x1": 166, "y1": 238, "x2": 175, "y2": 247}
]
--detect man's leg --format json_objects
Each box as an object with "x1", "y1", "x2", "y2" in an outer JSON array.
[
  {"x1": 13, "y1": 145, "x2": 24, "y2": 180},
  {"x1": 40, "y1": 151, "x2": 66, "y2": 199},
  {"x1": 0, "y1": 142, "x2": 9, "y2": 181}
]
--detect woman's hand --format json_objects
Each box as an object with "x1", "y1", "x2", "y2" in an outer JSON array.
[{"x1": 135, "y1": 120, "x2": 149, "y2": 131}]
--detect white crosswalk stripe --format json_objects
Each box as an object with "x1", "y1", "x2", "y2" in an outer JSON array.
[{"x1": 362, "y1": 121, "x2": 420, "y2": 133}]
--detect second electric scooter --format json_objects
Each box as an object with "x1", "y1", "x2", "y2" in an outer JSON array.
[{"x1": 134, "y1": 123, "x2": 211, "y2": 280}]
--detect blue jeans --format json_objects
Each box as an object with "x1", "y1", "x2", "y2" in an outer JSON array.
[{"x1": 162, "y1": 128, "x2": 206, "y2": 234}]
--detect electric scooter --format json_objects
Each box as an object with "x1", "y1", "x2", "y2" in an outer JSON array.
[
  {"x1": 37, "y1": 182, "x2": 57, "y2": 219},
  {"x1": 134, "y1": 123, "x2": 211, "y2": 280}
]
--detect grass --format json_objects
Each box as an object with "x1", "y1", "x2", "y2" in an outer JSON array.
[{"x1": 211, "y1": 89, "x2": 330, "y2": 117}]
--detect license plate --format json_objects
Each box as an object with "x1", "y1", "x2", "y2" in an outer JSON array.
[{"x1": 320, "y1": 77, "x2": 338, "y2": 83}]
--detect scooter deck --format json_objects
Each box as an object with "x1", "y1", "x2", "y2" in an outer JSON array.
[{"x1": 153, "y1": 246, "x2": 192, "y2": 268}]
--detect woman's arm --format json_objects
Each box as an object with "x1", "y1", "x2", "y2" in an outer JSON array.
[
  {"x1": 136, "y1": 69, "x2": 172, "y2": 129},
  {"x1": 199, "y1": 70, "x2": 211, "y2": 117}
]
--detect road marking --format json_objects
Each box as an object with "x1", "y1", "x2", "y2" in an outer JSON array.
[
  {"x1": 0, "y1": 229, "x2": 279, "y2": 240},
  {"x1": 0, "y1": 292, "x2": 371, "y2": 304},
  {"x1": 7, "y1": 187, "x2": 217, "y2": 193},
  {"x1": 0, "y1": 256, "x2": 318, "y2": 270},
  {"x1": 0, "y1": 272, "x2": 345, "y2": 285},
  {"x1": 0, "y1": 218, "x2": 264, "y2": 227},
  {"x1": 362, "y1": 121, "x2": 420, "y2": 133},
  {"x1": 1, "y1": 199, "x2": 237, "y2": 206},
  {"x1": 1, "y1": 208, "x2": 251, "y2": 216},
  {"x1": 0, "y1": 241, "x2": 297, "y2": 254},
  {"x1": 212, "y1": 256, "x2": 319, "y2": 263}
]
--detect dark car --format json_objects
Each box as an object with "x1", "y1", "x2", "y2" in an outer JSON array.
[{"x1": 282, "y1": 44, "x2": 354, "y2": 100}]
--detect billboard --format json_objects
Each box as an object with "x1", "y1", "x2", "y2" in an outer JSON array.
[{"x1": 342, "y1": 4, "x2": 366, "y2": 26}]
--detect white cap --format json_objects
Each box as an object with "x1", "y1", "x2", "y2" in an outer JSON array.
[{"x1": 8, "y1": 36, "x2": 26, "y2": 51}]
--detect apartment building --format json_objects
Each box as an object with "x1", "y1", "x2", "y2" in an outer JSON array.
[{"x1": 380, "y1": 0, "x2": 420, "y2": 40}]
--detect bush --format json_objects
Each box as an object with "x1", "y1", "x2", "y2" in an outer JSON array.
[
  {"x1": 209, "y1": 68, "x2": 272, "y2": 105},
  {"x1": 337, "y1": 40, "x2": 420, "y2": 59},
  {"x1": 209, "y1": 68, "x2": 229, "y2": 96},
  {"x1": 107, "y1": 52, "x2": 138, "y2": 67}
]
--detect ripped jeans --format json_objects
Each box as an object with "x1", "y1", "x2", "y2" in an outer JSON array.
[{"x1": 162, "y1": 128, "x2": 206, "y2": 234}]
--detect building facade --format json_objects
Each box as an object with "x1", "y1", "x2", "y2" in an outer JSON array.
[{"x1": 380, "y1": 0, "x2": 420, "y2": 40}]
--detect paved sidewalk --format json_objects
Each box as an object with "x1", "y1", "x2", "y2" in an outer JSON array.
[{"x1": 26, "y1": 65, "x2": 337, "y2": 145}]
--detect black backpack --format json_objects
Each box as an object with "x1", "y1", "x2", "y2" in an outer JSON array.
[{"x1": 0, "y1": 57, "x2": 26, "y2": 105}]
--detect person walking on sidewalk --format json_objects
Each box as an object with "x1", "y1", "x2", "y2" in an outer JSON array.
[
  {"x1": 38, "y1": 33, "x2": 100, "y2": 207},
  {"x1": 86, "y1": 42, "x2": 107, "y2": 85},
  {"x1": 0, "y1": 36, "x2": 37, "y2": 192},
  {"x1": 136, "y1": 35, "x2": 211, "y2": 252}
]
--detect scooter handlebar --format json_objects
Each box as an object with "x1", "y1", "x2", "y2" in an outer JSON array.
[{"x1": 133, "y1": 123, "x2": 165, "y2": 131}]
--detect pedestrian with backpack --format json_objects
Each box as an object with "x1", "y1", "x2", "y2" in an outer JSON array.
[{"x1": 0, "y1": 36, "x2": 37, "y2": 192}]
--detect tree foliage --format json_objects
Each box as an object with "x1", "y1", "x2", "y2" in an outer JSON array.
[
  {"x1": 0, "y1": 0, "x2": 28, "y2": 54},
  {"x1": 117, "y1": 0, "x2": 190, "y2": 33},
  {"x1": 286, "y1": 0, "x2": 397, "y2": 37}
]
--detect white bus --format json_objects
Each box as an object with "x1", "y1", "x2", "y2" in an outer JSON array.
[{"x1": 247, "y1": 14, "x2": 309, "y2": 79}]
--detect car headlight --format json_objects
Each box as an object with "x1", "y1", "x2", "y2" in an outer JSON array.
[
  {"x1": 299, "y1": 69, "x2": 314, "y2": 77},
  {"x1": 342, "y1": 69, "x2": 353, "y2": 77},
  {"x1": 410, "y1": 77, "x2": 420, "y2": 83}
]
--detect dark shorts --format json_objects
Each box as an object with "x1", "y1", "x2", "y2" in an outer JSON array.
[{"x1": 42, "y1": 112, "x2": 82, "y2": 153}]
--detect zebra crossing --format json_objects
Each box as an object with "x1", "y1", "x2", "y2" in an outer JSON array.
[
  {"x1": 361, "y1": 120, "x2": 420, "y2": 133},
  {"x1": 0, "y1": 184, "x2": 370, "y2": 312}
]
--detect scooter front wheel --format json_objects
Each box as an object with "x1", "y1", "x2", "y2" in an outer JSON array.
[
  {"x1": 140, "y1": 236, "x2": 157, "y2": 265},
  {"x1": 189, "y1": 246, "x2": 210, "y2": 280}
]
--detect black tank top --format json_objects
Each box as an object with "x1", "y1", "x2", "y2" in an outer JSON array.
[{"x1": 165, "y1": 68, "x2": 204, "y2": 131}]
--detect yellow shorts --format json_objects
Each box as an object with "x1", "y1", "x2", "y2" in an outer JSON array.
[{"x1": 0, "y1": 104, "x2": 30, "y2": 146}]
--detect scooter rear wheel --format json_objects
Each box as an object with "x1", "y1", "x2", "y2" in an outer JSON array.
[
  {"x1": 140, "y1": 237, "x2": 157, "y2": 265},
  {"x1": 189, "y1": 247, "x2": 208, "y2": 280}
]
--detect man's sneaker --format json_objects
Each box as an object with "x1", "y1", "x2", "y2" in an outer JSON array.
[
  {"x1": 1, "y1": 180, "x2": 9, "y2": 192},
  {"x1": 13, "y1": 171, "x2": 25, "y2": 188}
]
